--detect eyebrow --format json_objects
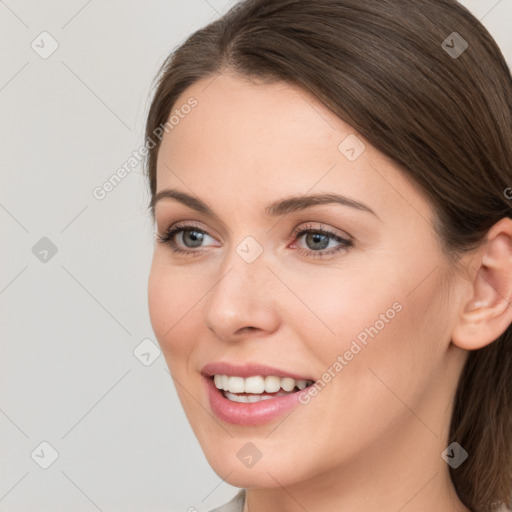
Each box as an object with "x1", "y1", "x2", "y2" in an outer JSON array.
[{"x1": 149, "y1": 189, "x2": 379, "y2": 220}]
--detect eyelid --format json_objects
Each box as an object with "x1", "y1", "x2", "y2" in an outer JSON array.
[
  {"x1": 291, "y1": 222, "x2": 352, "y2": 241},
  {"x1": 155, "y1": 209, "x2": 231, "y2": 238},
  {"x1": 158, "y1": 220, "x2": 219, "y2": 241}
]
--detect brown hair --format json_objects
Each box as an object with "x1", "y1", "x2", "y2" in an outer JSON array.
[{"x1": 143, "y1": 1, "x2": 512, "y2": 510}]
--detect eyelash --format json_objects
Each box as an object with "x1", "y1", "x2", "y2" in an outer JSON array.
[{"x1": 155, "y1": 222, "x2": 353, "y2": 258}]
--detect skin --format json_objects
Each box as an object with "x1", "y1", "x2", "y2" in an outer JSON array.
[{"x1": 148, "y1": 72, "x2": 512, "y2": 512}]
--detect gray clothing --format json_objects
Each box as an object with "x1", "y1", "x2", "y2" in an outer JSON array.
[{"x1": 208, "y1": 489, "x2": 245, "y2": 512}]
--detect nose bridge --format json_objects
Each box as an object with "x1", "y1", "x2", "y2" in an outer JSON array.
[
  {"x1": 204, "y1": 235, "x2": 275, "y2": 338},
  {"x1": 219, "y1": 232, "x2": 269, "y2": 292},
  {"x1": 209, "y1": 237, "x2": 264, "y2": 310}
]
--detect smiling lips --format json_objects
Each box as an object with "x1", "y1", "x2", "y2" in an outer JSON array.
[{"x1": 201, "y1": 362, "x2": 316, "y2": 424}]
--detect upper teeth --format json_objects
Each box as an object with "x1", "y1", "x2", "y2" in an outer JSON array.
[{"x1": 214, "y1": 375, "x2": 312, "y2": 394}]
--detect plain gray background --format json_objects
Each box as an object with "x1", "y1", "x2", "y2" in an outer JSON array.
[{"x1": 1, "y1": 1, "x2": 511, "y2": 511}]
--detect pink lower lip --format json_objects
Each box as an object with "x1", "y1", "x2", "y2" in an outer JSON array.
[{"x1": 204, "y1": 376, "x2": 304, "y2": 426}]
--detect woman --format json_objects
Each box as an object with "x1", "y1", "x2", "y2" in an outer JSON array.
[{"x1": 144, "y1": 1, "x2": 512, "y2": 511}]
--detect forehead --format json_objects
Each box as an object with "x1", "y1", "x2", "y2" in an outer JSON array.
[
  {"x1": 159, "y1": 73, "x2": 342, "y2": 159},
  {"x1": 157, "y1": 74, "x2": 359, "y2": 189},
  {"x1": 155, "y1": 73, "x2": 433, "y2": 229}
]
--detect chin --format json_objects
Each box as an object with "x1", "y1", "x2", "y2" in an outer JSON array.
[
  {"x1": 198, "y1": 436, "x2": 314, "y2": 489},
  {"x1": 208, "y1": 457, "x2": 296, "y2": 488}
]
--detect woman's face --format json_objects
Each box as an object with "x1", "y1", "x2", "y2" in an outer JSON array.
[{"x1": 148, "y1": 73, "x2": 468, "y2": 489}]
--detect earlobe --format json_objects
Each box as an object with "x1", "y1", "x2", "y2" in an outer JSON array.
[{"x1": 451, "y1": 217, "x2": 512, "y2": 351}]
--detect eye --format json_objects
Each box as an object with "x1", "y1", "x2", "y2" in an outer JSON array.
[
  {"x1": 155, "y1": 222, "x2": 217, "y2": 256},
  {"x1": 290, "y1": 223, "x2": 353, "y2": 258}
]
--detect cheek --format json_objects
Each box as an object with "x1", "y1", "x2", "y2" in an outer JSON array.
[
  {"x1": 147, "y1": 258, "x2": 198, "y2": 363},
  {"x1": 287, "y1": 253, "x2": 449, "y2": 386},
  {"x1": 281, "y1": 262, "x2": 402, "y2": 353},
  {"x1": 345, "y1": 268, "x2": 450, "y2": 408}
]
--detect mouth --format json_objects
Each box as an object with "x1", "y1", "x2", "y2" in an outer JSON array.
[
  {"x1": 212, "y1": 374, "x2": 315, "y2": 403},
  {"x1": 200, "y1": 363, "x2": 317, "y2": 425}
]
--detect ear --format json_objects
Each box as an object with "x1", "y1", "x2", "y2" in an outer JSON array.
[{"x1": 451, "y1": 217, "x2": 512, "y2": 351}]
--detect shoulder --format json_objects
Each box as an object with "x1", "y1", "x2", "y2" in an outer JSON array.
[{"x1": 207, "y1": 489, "x2": 245, "y2": 512}]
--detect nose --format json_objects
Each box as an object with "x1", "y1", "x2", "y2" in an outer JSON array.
[{"x1": 204, "y1": 246, "x2": 280, "y2": 342}]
